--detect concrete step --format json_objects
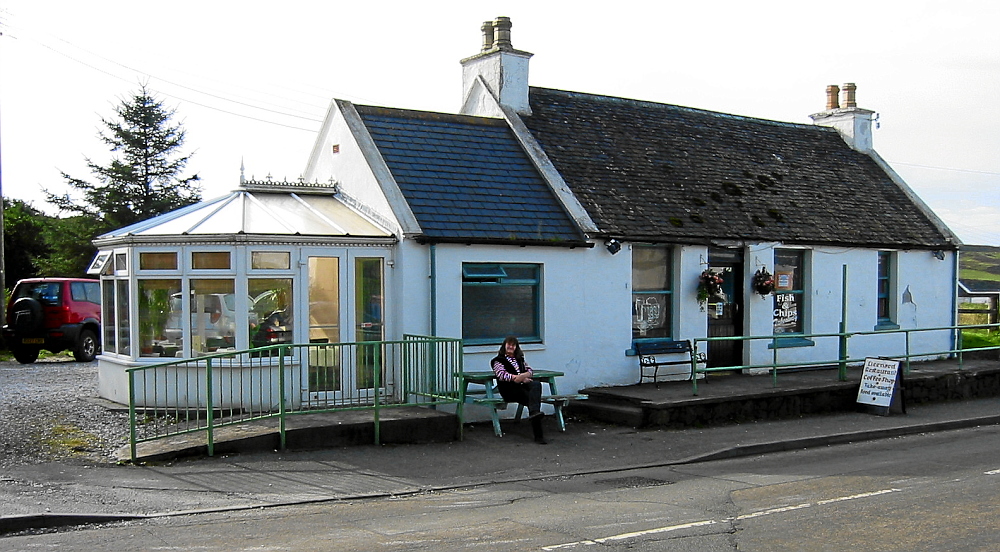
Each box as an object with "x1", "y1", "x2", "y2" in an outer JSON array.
[{"x1": 569, "y1": 363, "x2": 1000, "y2": 429}]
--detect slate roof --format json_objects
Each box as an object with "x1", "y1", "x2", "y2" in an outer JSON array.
[
  {"x1": 521, "y1": 87, "x2": 954, "y2": 249},
  {"x1": 356, "y1": 106, "x2": 588, "y2": 246}
]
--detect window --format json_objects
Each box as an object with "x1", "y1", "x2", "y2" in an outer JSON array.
[
  {"x1": 249, "y1": 278, "x2": 293, "y2": 350},
  {"x1": 70, "y1": 281, "x2": 101, "y2": 304},
  {"x1": 876, "y1": 251, "x2": 898, "y2": 329},
  {"x1": 116, "y1": 280, "x2": 131, "y2": 354},
  {"x1": 773, "y1": 249, "x2": 805, "y2": 335},
  {"x1": 190, "y1": 279, "x2": 236, "y2": 355},
  {"x1": 252, "y1": 251, "x2": 291, "y2": 270},
  {"x1": 102, "y1": 281, "x2": 117, "y2": 354},
  {"x1": 462, "y1": 263, "x2": 540, "y2": 344},
  {"x1": 138, "y1": 280, "x2": 182, "y2": 357},
  {"x1": 192, "y1": 251, "x2": 231, "y2": 270},
  {"x1": 140, "y1": 252, "x2": 178, "y2": 270},
  {"x1": 632, "y1": 245, "x2": 672, "y2": 339}
]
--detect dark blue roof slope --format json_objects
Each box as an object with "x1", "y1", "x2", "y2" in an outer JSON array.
[
  {"x1": 357, "y1": 106, "x2": 587, "y2": 246},
  {"x1": 522, "y1": 87, "x2": 954, "y2": 249}
]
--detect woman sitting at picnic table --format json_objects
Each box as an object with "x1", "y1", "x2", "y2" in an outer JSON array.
[{"x1": 491, "y1": 336, "x2": 546, "y2": 444}]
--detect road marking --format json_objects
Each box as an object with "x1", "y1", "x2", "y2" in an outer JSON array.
[
  {"x1": 542, "y1": 488, "x2": 901, "y2": 550},
  {"x1": 985, "y1": 469, "x2": 1000, "y2": 475}
]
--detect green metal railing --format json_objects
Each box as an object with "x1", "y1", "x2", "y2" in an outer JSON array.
[
  {"x1": 126, "y1": 334, "x2": 462, "y2": 461},
  {"x1": 689, "y1": 323, "x2": 1000, "y2": 395}
]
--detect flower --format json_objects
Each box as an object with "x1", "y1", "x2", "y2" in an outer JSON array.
[
  {"x1": 697, "y1": 269, "x2": 724, "y2": 306},
  {"x1": 752, "y1": 267, "x2": 775, "y2": 296}
]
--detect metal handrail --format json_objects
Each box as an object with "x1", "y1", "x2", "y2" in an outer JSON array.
[
  {"x1": 126, "y1": 335, "x2": 463, "y2": 461},
  {"x1": 690, "y1": 323, "x2": 1000, "y2": 395}
]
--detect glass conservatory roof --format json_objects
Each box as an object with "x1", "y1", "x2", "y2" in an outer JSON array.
[{"x1": 97, "y1": 181, "x2": 393, "y2": 240}]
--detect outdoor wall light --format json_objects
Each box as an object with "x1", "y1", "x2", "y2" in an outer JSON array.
[
  {"x1": 932, "y1": 250, "x2": 945, "y2": 261},
  {"x1": 606, "y1": 239, "x2": 621, "y2": 255}
]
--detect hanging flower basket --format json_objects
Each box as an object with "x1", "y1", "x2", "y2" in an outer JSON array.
[
  {"x1": 752, "y1": 267, "x2": 775, "y2": 296},
  {"x1": 697, "y1": 269, "x2": 724, "y2": 306}
]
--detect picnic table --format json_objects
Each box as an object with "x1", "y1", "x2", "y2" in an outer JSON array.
[{"x1": 456, "y1": 369, "x2": 587, "y2": 437}]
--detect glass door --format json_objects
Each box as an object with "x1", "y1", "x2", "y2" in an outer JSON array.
[
  {"x1": 306, "y1": 255, "x2": 344, "y2": 401},
  {"x1": 303, "y1": 251, "x2": 388, "y2": 405},
  {"x1": 354, "y1": 258, "x2": 385, "y2": 393}
]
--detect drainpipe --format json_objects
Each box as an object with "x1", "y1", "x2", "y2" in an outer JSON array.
[{"x1": 430, "y1": 244, "x2": 437, "y2": 336}]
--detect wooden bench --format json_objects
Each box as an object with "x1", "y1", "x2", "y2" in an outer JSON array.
[
  {"x1": 458, "y1": 370, "x2": 587, "y2": 437},
  {"x1": 634, "y1": 339, "x2": 703, "y2": 386}
]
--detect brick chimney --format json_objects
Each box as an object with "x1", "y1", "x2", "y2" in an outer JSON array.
[
  {"x1": 810, "y1": 82, "x2": 875, "y2": 153},
  {"x1": 460, "y1": 17, "x2": 533, "y2": 117}
]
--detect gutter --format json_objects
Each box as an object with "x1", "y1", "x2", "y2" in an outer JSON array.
[{"x1": 414, "y1": 236, "x2": 594, "y2": 248}]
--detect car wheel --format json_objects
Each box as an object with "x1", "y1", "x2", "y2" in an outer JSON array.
[
  {"x1": 74, "y1": 329, "x2": 99, "y2": 362},
  {"x1": 12, "y1": 346, "x2": 40, "y2": 364},
  {"x1": 11, "y1": 297, "x2": 43, "y2": 333}
]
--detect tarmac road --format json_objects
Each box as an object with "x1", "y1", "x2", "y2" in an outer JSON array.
[{"x1": 5, "y1": 426, "x2": 1000, "y2": 551}]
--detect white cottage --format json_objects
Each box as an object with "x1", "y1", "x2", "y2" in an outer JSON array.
[{"x1": 94, "y1": 17, "x2": 960, "y2": 408}]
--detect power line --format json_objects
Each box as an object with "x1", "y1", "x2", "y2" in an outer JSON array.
[
  {"x1": 889, "y1": 161, "x2": 1000, "y2": 177},
  {"x1": 2, "y1": 19, "x2": 329, "y2": 132}
]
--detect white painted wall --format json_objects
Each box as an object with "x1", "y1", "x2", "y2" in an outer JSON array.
[
  {"x1": 302, "y1": 101, "x2": 404, "y2": 234},
  {"x1": 425, "y1": 242, "x2": 634, "y2": 397},
  {"x1": 744, "y1": 245, "x2": 956, "y2": 370}
]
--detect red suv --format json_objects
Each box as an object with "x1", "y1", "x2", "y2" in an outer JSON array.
[{"x1": 3, "y1": 278, "x2": 102, "y2": 364}]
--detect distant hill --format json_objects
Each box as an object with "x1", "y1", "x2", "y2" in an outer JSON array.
[{"x1": 960, "y1": 245, "x2": 1000, "y2": 291}]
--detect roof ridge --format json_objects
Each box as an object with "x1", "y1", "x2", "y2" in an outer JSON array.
[
  {"x1": 355, "y1": 104, "x2": 507, "y2": 127},
  {"x1": 528, "y1": 86, "x2": 828, "y2": 132}
]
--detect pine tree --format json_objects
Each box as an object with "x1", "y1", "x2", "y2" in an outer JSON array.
[{"x1": 47, "y1": 85, "x2": 201, "y2": 231}]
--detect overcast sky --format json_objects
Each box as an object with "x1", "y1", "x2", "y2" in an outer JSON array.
[{"x1": 2, "y1": 0, "x2": 998, "y2": 245}]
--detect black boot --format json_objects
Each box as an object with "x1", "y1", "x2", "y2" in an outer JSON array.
[{"x1": 531, "y1": 416, "x2": 547, "y2": 444}]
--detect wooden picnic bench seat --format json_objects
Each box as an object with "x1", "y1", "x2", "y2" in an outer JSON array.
[
  {"x1": 634, "y1": 339, "x2": 704, "y2": 386},
  {"x1": 458, "y1": 370, "x2": 587, "y2": 437}
]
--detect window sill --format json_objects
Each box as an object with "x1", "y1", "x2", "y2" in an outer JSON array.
[
  {"x1": 463, "y1": 342, "x2": 545, "y2": 354},
  {"x1": 768, "y1": 336, "x2": 815, "y2": 349},
  {"x1": 874, "y1": 322, "x2": 900, "y2": 331}
]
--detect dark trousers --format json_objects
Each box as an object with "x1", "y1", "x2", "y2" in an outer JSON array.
[{"x1": 496, "y1": 379, "x2": 542, "y2": 415}]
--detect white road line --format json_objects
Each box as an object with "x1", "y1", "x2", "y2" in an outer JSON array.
[
  {"x1": 542, "y1": 488, "x2": 902, "y2": 551},
  {"x1": 985, "y1": 469, "x2": 1000, "y2": 475}
]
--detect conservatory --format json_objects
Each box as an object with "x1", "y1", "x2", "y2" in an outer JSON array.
[{"x1": 90, "y1": 178, "x2": 398, "y2": 407}]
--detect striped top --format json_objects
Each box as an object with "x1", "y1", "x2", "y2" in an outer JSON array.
[{"x1": 491, "y1": 355, "x2": 532, "y2": 382}]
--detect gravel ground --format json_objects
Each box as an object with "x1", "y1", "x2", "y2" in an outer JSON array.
[{"x1": 0, "y1": 357, "x2": 130, "y2": 470}]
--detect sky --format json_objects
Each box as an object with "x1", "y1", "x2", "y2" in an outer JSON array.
[{"x1": 1, "y1": 1, "x2": 998, "y2": 245}]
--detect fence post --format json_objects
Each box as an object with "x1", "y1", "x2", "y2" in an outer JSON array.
[
  {"x1": 772, "y1": 340, "x2": 778, "y2": 388},
  {"x1": 373, "y1": 343, "x2": 382, "y2": 445},
  {"x1": 904, "y1": 330, "x2": 911, "y2": 375},
  {"x1": 839, "y1": 264, "x2": 849, "y2": 381},
  {"x1": 128, "y1": 369, "x2": 137, "y2": 462},
  {"x1": 206, "y1": 358, "x2": 214, "y2": 457},
  {"x1": 691, "y1": 340, "x2": 701, "y2": 395},
  {"x1": 958, "y1": 327, "x2": 964, "y2": 370},
  {"x1": 278, "y1": 347, "x2": 287, "y2": 451}
]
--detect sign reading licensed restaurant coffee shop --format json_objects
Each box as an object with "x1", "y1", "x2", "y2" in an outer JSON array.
[{"x1": 857, "y1": 357, "x2": 901, "y2": 407}]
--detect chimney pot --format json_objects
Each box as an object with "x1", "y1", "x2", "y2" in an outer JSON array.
[
  {"x1": 825, "y1": 85, "x2": 840, "y2": 110},
  {"x1": 493, "y1": 16, "x2": 513, "y2": 50},
  {"x1": 842, "y1": 82, "x2": 857, "y2": 108},
  {"x1": 481, "y1": 21, "x2": 495, "y2": 52}
]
